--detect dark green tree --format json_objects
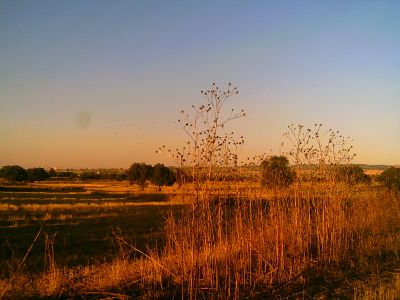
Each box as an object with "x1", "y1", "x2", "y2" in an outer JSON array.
[
  {"x1": 0, "y1": 165, "x2": 28, "y2": 183},
  {"x1": 151, "y1": 164, "x2": 176, "y2": 191},
  {"x1": 378, "y1": 167, "x2": 400, "y2": 191},
  {"x1": 260, "y1": 156, "x2": 295, "y2": 188},
  {"x1": 127, "y1": 163, "x2": 153, "y2": 189},
  {"x1": 334, "y1": 165, "x2": 371, "y2": 185},
  {"x1": 27, "y1": 167, "x2": 50, "y2": 182}
]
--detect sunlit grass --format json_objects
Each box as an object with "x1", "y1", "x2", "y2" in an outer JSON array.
[{"x1": 0, "y1": 180, "x2": 399, "y2": 298}]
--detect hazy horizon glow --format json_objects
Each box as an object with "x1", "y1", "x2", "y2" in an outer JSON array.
[{"x1": 1, "y1": 1, "x2": 399, "y2": 168}]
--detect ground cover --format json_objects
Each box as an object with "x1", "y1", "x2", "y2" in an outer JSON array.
[
  {"x1": 0, "y1": 180, "x2": 399, "y2": 299},
  {"x1": 0, "y1": 182, "x2": 185, "y2": 276}
]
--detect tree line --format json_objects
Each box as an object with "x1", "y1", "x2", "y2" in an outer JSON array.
[
  {"x1": 1, "y1": 162, "x2": 399, "y2": 191},
  {"x1": 0, "y1": 166, "x2": 49, "y2": 183},
  {"x1": 0, "y1": 163, "x2": 177, "y2": 190}
]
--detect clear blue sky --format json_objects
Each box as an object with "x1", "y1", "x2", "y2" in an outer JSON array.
[{"x1": 1, "y1": 0, "x2": 399, "y2": 168}]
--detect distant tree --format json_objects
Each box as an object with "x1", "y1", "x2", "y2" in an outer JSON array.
[
  {"x1": 151, "y1": 164, "x2": 176, "y2": 191},
  {"x1": 260, "y1": 156, "x2": 295, "y2": 188},
  {"x1": 57, "y1": 171, "x2": 78, "y2": 179},
  {"x1": 115, "y1": 172, "x2": 127, "y2": 181},
  {"x1": 334, "y1": 165, "x2": 371, "y2": 185},
  {"x1": 378, "y1": 167, "x2": 400, "y2": 191},
  {"x1": 80, "y1": 171, "x2": 98, "y2": 180},
  {"x1": 127, "y1": 163, "x2": 153, "y2": 189},
  {"x1": 27, "y1": 167, "x2": 50, "y2": 182},
  {"x1": 0, "y1": 165, "x2": 28, "y2": 183},
  {"x1": 48, "y1": 168, "x2": 57, "y2": 178}
]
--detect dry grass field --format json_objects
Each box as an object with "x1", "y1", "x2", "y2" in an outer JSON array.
[
  {"x1": 0, "y1": 179, "x2": 399, "y2": 299},
  {"x1": 364, "y1": 169, "x2": 384, "y2": 176}
]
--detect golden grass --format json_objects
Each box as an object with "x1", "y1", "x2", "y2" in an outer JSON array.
[
  {"x1": 0, "y1": 204, "x2": 18, "y2": 211},
  {"x1": 354, "y1": 272, "x2": 400, "y2": 299},
  {"x1": 1, "y1": 182, "x2": 399, "y2": 299},
  {"x1": 32, "y1": 180, "x2": 180, "y2": 194},
  {"x1": 0, "y1": 196, "x2": 186, "y2": 212},
  {"x1": 141, "y1": 184, "x2": 400, "y2": 298},
  {"x1": 364, "y1": 169, "x2": 384, "y2": 176}
]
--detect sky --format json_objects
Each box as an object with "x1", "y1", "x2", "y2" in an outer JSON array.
[{"x1": 1, "y1": 0, "x2": 399, "y2": 168}]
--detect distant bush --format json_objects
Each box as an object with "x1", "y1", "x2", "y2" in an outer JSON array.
[
  {"x1": 260, "y1": 156, "x2": 295, "y2": 188},
  {"x1": 57, "y1": 171, "x2": 78, "y2": 179},
  {"x1": 80, "y1": 171, "x2": 98, "y2": 180},
  {"x1": 115, "y1": 172, "x2": 127, "y2": 181},
  {"x1": 378, "y1": 167, "x2": 400, "y2": 191},
  {"x1": 78, "y1": 170, "x2": 127, "y2": 181},
  {"x1": 0, "y1": 165, "x2": 28, "y2": 183},
  {"x1": 47, "y1": 168, "x2": 57, "y2": 177},
  {"x1": 334, "y1": 165, "x2": 371, "y2": 185},
  {"x1": 27, "y1": 167, "x2": 50, "y2": 182},
  {"x1": 97, "y1": 171, "x2": 127, "y2": 181}
]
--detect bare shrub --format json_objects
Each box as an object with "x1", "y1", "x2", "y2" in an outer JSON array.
[
  {"x1": 157, "y1": 83, "x2": 245, "y2": 186},
  {"x1": 283, "y1": 123, "x2": 356, "y2": 183}
]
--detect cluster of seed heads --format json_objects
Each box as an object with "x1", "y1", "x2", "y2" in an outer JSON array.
[
  {"x1": 157, "y1": 83, "x2": 246, "y2": 181},
  {"x1": 281, "y1": 123, "x2": 356, "y2": 179}
]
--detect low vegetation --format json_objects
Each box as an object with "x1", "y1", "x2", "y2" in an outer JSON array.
[
  {"x1": 379, "y1": 167, "x2": 400, "y2": 191},
  {"x1": 0, "y1": 179, "x2": 398, "y2": 299},
  {"x1": 334, "y1": 164, "x2": 372, "y2": 185}
]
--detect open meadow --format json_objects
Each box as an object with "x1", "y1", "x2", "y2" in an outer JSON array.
[
  {"x1": 0, "y1": 175, "x2": 399, "y2": 299},
  {"x1": 0, "y1": 181, "x2": 186, "y2": 297},
  {"x1": 0, "y1": 181, "x2": 187, "y2": 267}
]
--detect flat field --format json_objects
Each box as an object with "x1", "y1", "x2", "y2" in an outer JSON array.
[
  {"x1": 1, "y1": 180, "x2": 400, "y2": 299},
  {"x1": 0, "y1": 181, "x2": 185, "y2": 274}
]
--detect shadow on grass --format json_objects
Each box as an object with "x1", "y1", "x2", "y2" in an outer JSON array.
[
  {"x1": 0, "y1": 204, "x2": 183, "y2": 275},
  {"x1": 124, "y1": 193, "x2": 168, "y2": 202}
]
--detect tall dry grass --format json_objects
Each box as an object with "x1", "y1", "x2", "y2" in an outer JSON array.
[{"x1": 147, "y1": 184, "x2": 400, "y2": 298}]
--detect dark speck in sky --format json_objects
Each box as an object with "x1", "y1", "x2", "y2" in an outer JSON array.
[{"x1": 75, "y1": 111, "x2": 91, "y2": 130}]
